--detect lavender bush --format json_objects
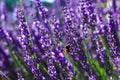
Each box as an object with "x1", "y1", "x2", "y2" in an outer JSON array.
[{"x1": 0, "y1": 0, "x2": 120, "y2": 80}]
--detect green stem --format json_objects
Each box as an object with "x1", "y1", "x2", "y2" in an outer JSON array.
[
  {"x1": 100, "y1": 35, "x2": 119, "y2": 80},
  {"x1": 82, "y1": 40, "x2": 108, "y2": 80},
  {"x1": 0, "y1": 71, "x2": 11, "y2": 80}
]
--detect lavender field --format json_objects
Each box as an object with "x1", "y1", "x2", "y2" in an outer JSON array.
[{"x1": 0, "y1": 0, "x2": 120, "y2": 80}]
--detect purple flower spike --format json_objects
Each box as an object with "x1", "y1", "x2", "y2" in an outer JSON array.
[
  {"x1": 16, "y1": 7, "x2": 46, "y2": 80},
  {"x1": 17, "y1": 73, "x2": 24, "y2": 80},
  {"x1": 0, "y1": 27, "x2": 13, "y2": 44}
]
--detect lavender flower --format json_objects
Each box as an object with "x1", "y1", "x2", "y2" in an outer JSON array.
[
  {"x1": 0, "y1": 0, "x2": 120, "y2": 80},
  {"x1": 16, "y1": 6, "x2": 45, "y2": 80},
  {"x1": 17, "y1": 73, "x2": 24, "y2": 80}
]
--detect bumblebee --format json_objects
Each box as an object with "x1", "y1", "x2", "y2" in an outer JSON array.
[{"x1": 64, "y1": 44, "x2": 70, "y2": 54}]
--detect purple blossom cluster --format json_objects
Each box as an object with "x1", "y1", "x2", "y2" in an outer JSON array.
[{"x1": 0, "y1": 0, "x2": 120, "y2": 80}]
